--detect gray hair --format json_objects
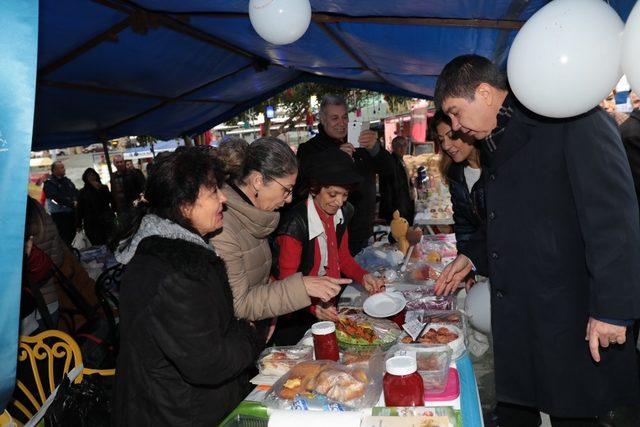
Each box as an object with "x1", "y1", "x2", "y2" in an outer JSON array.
[
  {"x1": 319, "y1": 94, "x2": 348, "y2": 116},
  {"x1": 241, "y1": 137, "x2": 298, "y2": 183},
  {"x1": 218, "y1": 137, "x2": 249, "y2": 180},
  {"x1": 434, "y1": 55, "x2": 507, "y2": 109}
]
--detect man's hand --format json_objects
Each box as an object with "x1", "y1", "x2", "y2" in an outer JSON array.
[
  {"x1": 435, "y1": 254, "x2": 474, "y2": 296},
  {"x1": 315, "y1": 305, "x2": 339, "y2": 322},
  {"x1": 302, "y1": 276, "x2": 351, "y2": 302},
  {"x1": 358, "y1": 129, "x2": 378, "y2": 150},
  {"x1": 362, "y1": 273, "x2": 385, "y2": 294},
  {"x1": 585, "y1": 317, "x2": 627, "y2": 362},
  {"x1": 339, "y1": 143, "x2": 355, "y2": 157}
]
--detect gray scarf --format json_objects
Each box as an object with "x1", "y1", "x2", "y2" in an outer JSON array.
[{"x1": 114, "y1": 214, "x2": 213, "y2": 265}]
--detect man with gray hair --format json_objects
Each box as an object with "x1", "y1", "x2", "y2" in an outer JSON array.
[{"x1": 296, "y1": 94, "x2": 394, "y2": 255}]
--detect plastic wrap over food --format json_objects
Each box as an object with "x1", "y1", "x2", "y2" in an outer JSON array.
[
  {"x1": 403, "y1": 293, "x2": 456, "y2": 312},
  {"x1": 263, "y1": 355, "x2": 385, "y2": 411},
  {"x1": 398, "y1": 323, "x2": 466, "y2": 359},
  {"x1": 335, "y1": 311, "x2": 401, "y2": 354},
  {"x1": 405, "y1": 309, "x2": 467, "y2": 331},
  {"x1": 354, "y1": 244, "x2": 404, "y2": 272},
  {"x1": 257, "y1": 345, "x2": 314, "y2": 377}
]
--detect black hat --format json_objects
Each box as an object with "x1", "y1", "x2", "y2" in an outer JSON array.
[{"x1": 306, "y1": 149, "x2": 363, "y2": 186}]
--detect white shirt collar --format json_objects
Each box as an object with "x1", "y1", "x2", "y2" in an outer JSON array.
[{"x1": 306, "y1": 195, "x2": 344, "y2": 241}]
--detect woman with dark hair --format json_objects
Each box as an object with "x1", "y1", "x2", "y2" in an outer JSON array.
[
  {"x1": 271, "y1": 149, "x2": 385, "y2": 345},
  {"x1": 430, "y1": 110, "x2": 487, "y2": 283},
  {"x1": 210, "y1": 137, "x2": 348, "y2": 341},
  {"x1": 76, "y1": 168, "x2": 115, "y2": 245},
  {"x1": 112, "y1": 148, "x2": 262, "y2": 426}
]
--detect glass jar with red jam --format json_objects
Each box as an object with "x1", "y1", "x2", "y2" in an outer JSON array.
[
  {"x1": 383, "y1": 356, "x2": 424, "y2": 407},
  {"x1": 311, "y1": 321, "x2": 340, "y2": 361}
]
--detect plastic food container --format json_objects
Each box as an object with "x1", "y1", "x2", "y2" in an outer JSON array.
[
  {"x1": 398, "y1": 323, "x2": 465, "y2": 359},
  {"x1": 257, "y1": 345, "x2": 314, "y2": 377},
  {"x1": 425, "y1": 368, "x2": 460, "y2": 402},
  {"x1": 415, "y1": 348, "x2": 452, "y2": 393}
]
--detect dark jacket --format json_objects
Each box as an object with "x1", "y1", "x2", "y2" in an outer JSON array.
[
  {"x1": 77, "y1": 184, "x2": 115, "y2": 245},
  {"x1": 379, "y1": 152, "x2": 415, "y2": 225},
  {"x1": 296, "y1": 125, "x2": 394, "y2": 251},
  {"x1": 112, "y1": 169, "x2": 146, "y2": 212},
  {"x1": 620, "y1": 109, "x2": 640, "y2": 207},
  {"x1": 446, "y1": 162, "x2": 487, "y2": 274},
  {"x1": 113, "y1": 236, "x2": 262, "y2": 426},
  {"x1": 43, "y1": 175, "x2": 77, "y2": 214},
  {"x1": 273, "y1": 200, "x2": 354, "y2": 277},
  {"x1": 472, "y1": 97, "x2": 640, "y2": 416}
]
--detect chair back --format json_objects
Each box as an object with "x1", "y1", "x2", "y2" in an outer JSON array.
[{"x1": 6, "y1": 330, "x2": 84, "y2": 424}]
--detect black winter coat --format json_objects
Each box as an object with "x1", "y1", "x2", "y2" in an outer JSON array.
[
  {"x1": 77, "y1": 185, "x2": 115, "y2": 245},
  {"x1": 621, "y1": 109, "x2": 640, "y2": 207},
  {"x1": 296, "y1": 125, "x2": 394, "y2": 251},
  {"x1": 471, "y1": 97, "x2": 640, "y2": 417},
  {"x1": 379, "y1": 152, "x2": 415, "y2": 225},
  {"x1": 113, "y1": 236, "x2": 262, "y2": 426},
  {"x1": 446, "y1": 162, "x2": 487, "y2": 274}
]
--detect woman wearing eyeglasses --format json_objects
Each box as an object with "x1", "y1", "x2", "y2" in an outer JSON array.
[
  {"x1": 431, "y1": 110, "x2": 487, "y2": 293},
  {"x1": 210, "y1": 137, "x2": 349, "y2": 342}
]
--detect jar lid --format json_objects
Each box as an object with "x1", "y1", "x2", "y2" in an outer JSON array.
[
  {"x1": 311, "y1": 321, "x2": 336, "y2": 335},
  {"x1": 386, "y1": 356, "x2": 417, "y2": 376}
]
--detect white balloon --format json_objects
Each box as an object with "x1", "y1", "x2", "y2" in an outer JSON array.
[
  {"x1": 249, "y1": 0, "x2": 312, "y2": 45},
  {"x1": 507, "y1": 0, "x2": 624, "y2": 118},
  {"x1": 464, "y1": 281, "x2": 491, "y2": 335},
  {"x1": 622, "y1": 1, "x2": 640, "y2": 93}
]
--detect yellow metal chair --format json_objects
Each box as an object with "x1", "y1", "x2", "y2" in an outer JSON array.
[{"x1": 3, "y1": 329, "x2": 115, "y2": 426}]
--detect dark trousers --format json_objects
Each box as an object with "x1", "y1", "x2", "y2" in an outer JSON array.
[
  {"x1": 51, "y1": 212, "x2": 76, "y2": 246},
  {"x1": 495, "y1": 402, "x2": 601, "y2": 427}
]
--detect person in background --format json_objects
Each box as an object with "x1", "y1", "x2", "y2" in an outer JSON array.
[
  {"x1": 431, "y1": 110, "x2": 486, "y2": 276},
  {"x1": 112, "y1": 156, "x2": 146, "y2": 213},
  {"x1": 43, "y1": 160, "x2": 78, "y2": 246},
  {"x1": 296, "y1": 94, "x2": 394, "y2": 255},
  {"x1": 21, "y1": 197, "x2": 66, "y2": 334},
  {"x1": 434, "y1": 54, "x2": 640, "y2": 426},
  {"x1": 273, "y1": 149, "x2": 385, "y2": 345},
  {"x1": 76, "y1": 168, "x2": 116, "y2": 246},
  {"x1": 217, "y1": 137, "x2": 249, "y2": 181},
  {"x1": 112, "y1": 148, "x2": 262, "y2": 426},
  {"x1": 621, "y1": 91, "x2": 640, "y2": 207},
  {"x1": 124, "y1": 159, "x2": 134, "y2": 171},
  {"x1": 379, "y1": 136, "x2": 416, "y2": 225},
  {"x1": 600, "y1": 89, "x2": 629, "y2": 127},
  {"x1": 210, "y1": 137, "x2": 348, "y2": 342}
]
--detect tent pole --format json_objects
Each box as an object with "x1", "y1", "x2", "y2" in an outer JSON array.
[{"x1": 101, "y1": 138, "x2": 115, "y2": 185}]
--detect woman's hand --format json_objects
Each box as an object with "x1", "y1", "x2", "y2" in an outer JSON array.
[
  {"x1": 435, "y1": 254, "x2": 473, "y2": 296},
  {"x1": 303, "y1": 276, "x2": 351, "y2": 302},
  {"x1": 362, "y1": 273, "x2": 385, "y2": 294},
  {"x1": 315, "y1": 305, "x2": 339, "y2": 322}
]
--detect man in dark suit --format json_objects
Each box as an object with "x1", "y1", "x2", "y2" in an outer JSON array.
[{"x1": 434, "y1": 55, "x2": 640, "y2": 426}]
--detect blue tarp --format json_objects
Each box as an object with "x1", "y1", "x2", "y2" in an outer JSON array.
[{"x1": 33, "y1": 0, "x2": 637, "y2": 150}]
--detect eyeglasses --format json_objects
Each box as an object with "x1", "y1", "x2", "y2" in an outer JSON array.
[{"x1": 267, "y1": 176, "x2": 294, "y2": 198}]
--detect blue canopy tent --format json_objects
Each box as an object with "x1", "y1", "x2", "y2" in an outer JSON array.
[
  {"x1": 33, "y1": 0, "x2": 637, "y2": 150},
  {"x1": 2, "y1": 0, "x2": 638, "y2": 416}
]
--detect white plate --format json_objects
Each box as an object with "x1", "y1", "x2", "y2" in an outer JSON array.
[{"x1": 363, "y1": 292, "x2": 406, "y2": 318}]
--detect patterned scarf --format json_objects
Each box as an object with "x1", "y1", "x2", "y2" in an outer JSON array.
[{"x1": 485, "y1": 94, "x2": 515, "y2": 153}]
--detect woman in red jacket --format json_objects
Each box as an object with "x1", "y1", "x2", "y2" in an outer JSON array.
[{"x1": 272, "y1": 149, "x2": 385, "y2": 345}]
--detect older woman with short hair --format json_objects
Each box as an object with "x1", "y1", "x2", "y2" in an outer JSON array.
[{"x1": 113, "y1": 148, "x2": 261, "y2": 426}]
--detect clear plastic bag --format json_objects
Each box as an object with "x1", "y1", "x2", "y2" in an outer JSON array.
[
  {"x1": 335, "y1": 311, "x2": 401, "y2": 353},
  {"x1": 257, "y1": 345, "x2": 314, "y2": 377},
  {"x1": 263, "y1": 355, "x2": 385, "y2": 411},
  {"x1": 405, "y1": 309, "x2": 467, "y2": 331},
  {"x1": 398, "y1": 323, "x2": 466, "y2": 359}
]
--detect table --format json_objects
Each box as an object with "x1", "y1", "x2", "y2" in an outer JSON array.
[{"x1": 234, "y1": 283, "x2": 485, "y2": 426}]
